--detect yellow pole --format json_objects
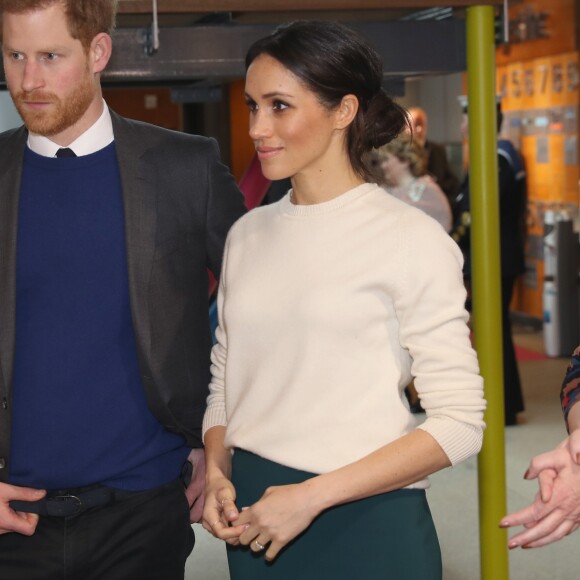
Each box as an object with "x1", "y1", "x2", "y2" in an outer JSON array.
[{"x1": 466, "y1": 6, "x2": 509, "y2": 580}]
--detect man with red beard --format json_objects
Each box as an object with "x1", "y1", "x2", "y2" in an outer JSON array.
[{"x1": 0, "y1": 1, "x2": 245, "y2": 578}]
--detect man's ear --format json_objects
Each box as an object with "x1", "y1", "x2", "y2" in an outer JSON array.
[
  {"x1": 90, "y1": 32, "x2": 113, "y2": 74},
  {"x1": 335, "y1": 94, "x2": 359, "y2": 129}
]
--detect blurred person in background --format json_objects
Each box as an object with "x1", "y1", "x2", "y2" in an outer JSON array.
[
  {"x1": 451, "y1": 101, "x2": 527, "y2": 426},
  {"x1": 374, "y1": 132, "x2": 452, "y2": 232},
  {"x1": 408, "y1": 106, "x2": 459, "y2": 202}
]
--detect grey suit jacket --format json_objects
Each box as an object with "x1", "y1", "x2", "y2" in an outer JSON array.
[{"x1": 0, "y1": 110, "x2": 246, "y2": 482}]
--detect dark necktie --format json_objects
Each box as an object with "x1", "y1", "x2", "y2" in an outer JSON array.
[{"x1": 55, "y1": 148, "x2": 77, "y2": 158}]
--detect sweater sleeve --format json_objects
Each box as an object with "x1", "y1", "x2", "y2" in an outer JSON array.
[
  {"x1": 201, "y1": 232, "x2": 231, "y2": 440},
  {"x1": 393, "y1": 208, "x2": 486, "y2": 465},
  {"x1": 561, "y1": 345, "x2": 580, "y2": 432}
]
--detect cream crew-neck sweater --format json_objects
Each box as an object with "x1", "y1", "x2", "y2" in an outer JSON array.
[{"x1": 203, "y1": 183, "x2": 485, "y2": 488}]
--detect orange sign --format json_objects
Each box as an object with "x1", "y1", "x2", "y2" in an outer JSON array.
[{"x1": 496, "y1": 0, "x2": 577, "y2": 65}]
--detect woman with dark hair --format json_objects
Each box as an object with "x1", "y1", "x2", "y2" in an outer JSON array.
[{"x1": 201, "y1": 20, "x2": 485, "y2": 579}]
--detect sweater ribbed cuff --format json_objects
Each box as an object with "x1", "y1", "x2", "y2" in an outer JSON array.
[
  {"x1": 201, "y1": 405, "x2": 227, "y2": 443},
  {"x1": 418, "y1": 418, "x2": 484, "y2": 466}
]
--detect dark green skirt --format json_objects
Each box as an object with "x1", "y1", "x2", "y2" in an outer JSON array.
[{"x1": 227, "y1": 449, "x2": 442, "y2": 580}]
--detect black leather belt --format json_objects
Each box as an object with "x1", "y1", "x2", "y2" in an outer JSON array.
[
  {"x1": 9, "y1": 485, "x2": 136, "y2": 518},
  {"x1": 9, "y1": 460, "x2": 192, "y2": 518}
]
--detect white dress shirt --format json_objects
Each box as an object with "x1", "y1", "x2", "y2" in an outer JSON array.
[{"x1": 27, "y1": 100, "x2": 114, "y2": 157}]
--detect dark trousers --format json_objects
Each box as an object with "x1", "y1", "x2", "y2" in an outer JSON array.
[
  {"x1": 465, "y1": 276, "x2": 524, "y2": 423},
  {"x1": 502, "y1": 276, "x2": 524, "y2": 421},
  {"x1": 0, "y1": 479, "x2": 194, "y2": 580}
]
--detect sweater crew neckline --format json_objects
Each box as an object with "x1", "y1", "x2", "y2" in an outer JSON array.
[
  {"x1": 24, "y1": 142, "x2": 115, "y2": 169},
  {"x1": 279, "y1": 183, "x2": 376, "y2": 217}
]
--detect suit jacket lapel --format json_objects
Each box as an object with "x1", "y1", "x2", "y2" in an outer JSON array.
[
  {"x1": 0, "y1": 127, "x2": 27, "y2": 391},
  {"x1": 0, "y1": 116, "x2": 158, "y2": 387},
  {"x1": 111, "y1": 112, "x2": 157, "y2": 359}
]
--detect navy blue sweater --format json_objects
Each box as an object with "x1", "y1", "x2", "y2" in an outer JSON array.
[{"x1": 9, "y1": 144, "x2": 189, "y2": 491}]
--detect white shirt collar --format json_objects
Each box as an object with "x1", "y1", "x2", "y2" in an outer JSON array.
[{"x1": 27, "y1": 100, "x2": 114, "y2": 158}]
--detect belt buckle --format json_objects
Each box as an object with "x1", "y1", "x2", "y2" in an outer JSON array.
[{"x1": 50, "y1": 494, "x2": 82, "y2": 516}]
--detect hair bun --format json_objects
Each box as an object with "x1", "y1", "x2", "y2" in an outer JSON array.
[{"x1": 365, "y1": 90, "x2": 409, "y2": 149}]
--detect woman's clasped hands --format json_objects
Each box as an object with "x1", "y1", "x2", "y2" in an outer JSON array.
[
  {"x1": 203, "y1": 479, "x2": 322, "y2": 561},
  {"x1": 202, "y1": 477, "x2": 247, "y2": 545}
]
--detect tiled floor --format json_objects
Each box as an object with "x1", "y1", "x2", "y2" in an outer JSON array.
[{"x1": 186, "y1": 327, "x2": 577, "y2": 580}]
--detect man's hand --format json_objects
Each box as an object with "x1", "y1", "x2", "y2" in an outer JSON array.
[
  {"x1": 0, "y1": 482, "x2": 45, "y2": 535},
  {"x1": 185, "y1": 449, "x2": 206, "y2": 523}
]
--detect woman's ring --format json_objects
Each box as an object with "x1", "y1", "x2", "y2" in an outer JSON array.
[
  {"x1": 220, "y1": 497, "x2": 232, "y2": 508},
  {"x1": 254, "y1": 539, "x2": 265, "y2": 551},
  {"x1": 211, "y1": 520, "x2": 220, "y2": 528}
]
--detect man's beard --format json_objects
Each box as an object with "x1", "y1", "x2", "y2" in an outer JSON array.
[{"x1": 11, "y1": 73, "x2": 95, "y2": 137}]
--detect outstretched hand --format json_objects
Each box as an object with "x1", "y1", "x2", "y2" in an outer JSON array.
[{"x1": 500, "y1": 431, "x2": 580, "y2": 548}]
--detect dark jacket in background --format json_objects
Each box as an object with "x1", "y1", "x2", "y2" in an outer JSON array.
[
  {"x1": 451, "y1": 140, "x2": 527, "y2": 279},
  {"x1": 425, "y1": 139, "x2": 459, "y2": 202},
  {"x1": 451, "y1": 139, "x2": 527, "y2": 423}
]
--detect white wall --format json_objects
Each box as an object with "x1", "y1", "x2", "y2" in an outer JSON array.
[
  {"x1": 0, "y1": 90, "x2": 23, "y2": 131},
  {"x1": 397, "y1": 72, "x2": 464, "y2": 145}
]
